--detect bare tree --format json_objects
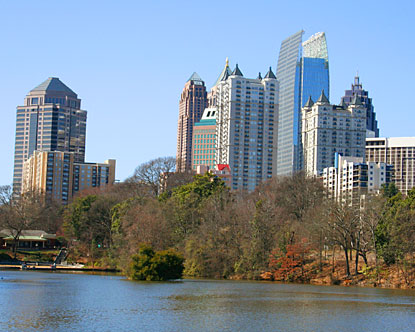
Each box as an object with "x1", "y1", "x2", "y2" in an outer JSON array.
[
  {"x1": 127, "y1": 157, "x2": 177, "y2": 196},
  {"x1": 0, "y1": 186, "x2": 57, "y2": 258},
  {"x1": 324, "y1": 201, "x2": 360, "y2": 276}
]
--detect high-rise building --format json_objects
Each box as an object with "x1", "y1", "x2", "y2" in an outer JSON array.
[
  {"x1": 208, "y1": 58, "x2": 232, "y2": 107},
  {"x1": 276, "y1": 31, "x2": 330, "y2": 175},
  {"x1": 366, "y1": 137, "x2": 415, "y2": 194},
  {"x1": 301, "y1": 92, "x2": 367, "y2": 176},
  {"x1": 176, "y1": 73, "x2": 208, "y2": 172},
  {"x1": 341, "y1": 76, "x2": 379, "y2": 137},
  {"x1": 192, "y1": 107, "x2": 217, "y2": 170},
  {"x1": 22, "y1": 150, "x2": 115, "y2": 204},
  {"x1": 301, "y1": 32, "x2": 330, "y2": 109},
  {"x1": 323, "y1": 154, "x2": 392, "y2": 204},
  {"x1": 13, "y1": 78, "x2": 87, "y2": 194},
  {"x1": 215, "y1": 64, "x2": 279, "y2": 191}
]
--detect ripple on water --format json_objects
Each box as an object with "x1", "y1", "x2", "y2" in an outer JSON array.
[{"x1": 1, "y1": 271, "x2": 415, "y2": 332}]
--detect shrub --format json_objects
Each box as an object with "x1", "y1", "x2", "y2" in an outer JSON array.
[
  {"x1": 0, "y1": 253, "x2": 13, "y2": 262},
  {"x1": 128, "y1": 244, "x2": 184, "y2": 281}
]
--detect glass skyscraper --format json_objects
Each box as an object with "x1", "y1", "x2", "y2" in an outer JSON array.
[{"x1": 276, "y1": 31, "x2": 329, "y2": 175}]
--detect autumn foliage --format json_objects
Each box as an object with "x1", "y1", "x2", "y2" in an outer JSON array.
[{"x1": 268, "y1": 240, "x2": 311, "y2": 282}]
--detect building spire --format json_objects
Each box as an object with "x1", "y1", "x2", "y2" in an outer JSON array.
[
  {"x1": 264, "y1": 66, "x2": 276, "y2": 79},
  {"x1": 231, "y1": 63, "x2": 243, "y2": 76},
  {"x1": 304, "y1": 96, "x2": 314, "y2": 108},
  {"x1": 316, "y1": 89, "x2": 329, "y2": 104},
  {"x1": 354, "y1": 71, "x2": 360, "y2": 85},
  {"x1": 214, "y1": 58, "x2": 232, "y2": 86}
]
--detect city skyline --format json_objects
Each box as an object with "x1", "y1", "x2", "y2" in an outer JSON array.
[{"x1": 1, "y1": 1, "x2": 414, "y2": 186}]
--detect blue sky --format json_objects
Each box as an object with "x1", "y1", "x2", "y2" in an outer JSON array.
[{"x1": 0, "y1": 0, "x2": 414, "y2": 186}]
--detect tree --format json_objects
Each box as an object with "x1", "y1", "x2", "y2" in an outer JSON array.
[
  {"x1": 324, "y1": 201, "x2": 360, "y2": 276},
  {"x1": 377, "y1": 189, "x2": 415, "y2": 268},
  {"x1": 269, "y1": 240, "x2": 311, "y2": 282},
  {"x1": 64, "y1": 194, "x2": 121, "y2": 251},
  {"x1": 127, "y1": 157, "x2": 176, "y2": 196},
  {"x1": 127, "y1": 244, "x2": 184, "y2": 281},
  {"x1": 359, "y1": 195, "x2": 387, "y2": 267},
  {"x1": 0, "y1": 186, "x2": 61, "y2": 258},
  {"x1": 381, "y1": 182, "x2": 399, "y2": 198},
  {"x1": 162, "y1": 173, "x2": 227, "y2": 241}
]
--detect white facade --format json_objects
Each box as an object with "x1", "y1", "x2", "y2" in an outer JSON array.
[
  {"x1": 301, "y1": 93, "x2": 366, "y2": 176},
  {"x1": 215, "y1": 67, "x2": 279, "y2": 191},
  {"x1": 366, "y1": 137, "x2": 415, "y2": 194},
  {"x1": 323, "y1": 154, "x2": 392, "y2": 203}
]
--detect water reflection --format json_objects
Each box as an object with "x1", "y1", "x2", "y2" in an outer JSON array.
[{"x1": 0, "y1": 271, "x2": 414, "y2": 332}]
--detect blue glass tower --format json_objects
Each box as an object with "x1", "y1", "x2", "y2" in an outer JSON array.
[{"x1": 276, "y1": 31, "x2": 329, "y2": 175}]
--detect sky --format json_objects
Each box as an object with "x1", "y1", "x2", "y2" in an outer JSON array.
[{"x1": 0, "y1": 0, "x2": 414, "y2": 186}]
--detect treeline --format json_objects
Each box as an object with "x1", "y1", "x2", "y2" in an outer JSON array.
[{"x1": 1, "y1": 156, "x2": 415, "y2": 285}]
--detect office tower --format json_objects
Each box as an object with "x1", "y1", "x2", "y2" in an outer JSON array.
[
  {"x1": 301, "y1": 32, "x2": 330, "y2": 109},
  {"x1": 276, "y1": 31, "x2": 330, "y2": 175},
  {"x1": 22, "y1": 150, "x2": 115, "y2": 204},
  {"x1": 176, "y1": 72, "x2": 208, "y2": 172},
  {"x1": 215, "y1": 64, "x2": 279, "y2": 191},
  {"x1": 366, "y1": 137, "x2": 415, "y2": 194},
  {"x1": 13, "y1": 77, "x2": 87, "y2": 194},
  {"x1": 341, "y1": 75, "x2": 379, "y2": 137},
  {"x1": 323, "y1": 154, "x2": 392, "y2": 204},
  {"x1": 301, "y1": 92, "x2": 366, "y2": 176},
  {"x1": 192, "y1": 107, "x2": 217, "y2": 170}
]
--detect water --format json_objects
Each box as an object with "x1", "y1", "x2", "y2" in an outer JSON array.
[{"x1": 1, "y1": 270, "x2": 415, "y2": 332}]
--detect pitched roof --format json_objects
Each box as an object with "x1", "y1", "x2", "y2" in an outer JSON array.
[
  {"x1": 316, "y1": 89, "x2": 329, "y2": 104},
  {"x1": 304, "y1": 96, "x2": 314, "y2": 108},
  {"x1": 231, "y1": 64, "x2": 243, "y2": 76},
  {"x1": 187, "y1": 72, "x2": 203, "y2": 82},
  {"x1": 221, "y1": 70, "x2": 230, "y2": 82},
  {"x1": 0, "y1": 229, "x2": 56, "y2": 240},
  {"x1": 214, "y1": 58, "x2": 232, "y2": 86},
  {"x1": 31, "y1": 77, "x2": 76, "y2": 96},
  {"x1": 217, "y1": 164, "x2": 230, "y2": 171},
  {"x1": 264, "y1": 66, "x2": 276, "y2": 79}
]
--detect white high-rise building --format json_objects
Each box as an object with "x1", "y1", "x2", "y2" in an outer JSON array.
[
  {"x1": 301, "y1": 92, "x2": 366, "y2": 176},
  {"x1": 215, "y1": 64, "x2": 279, "y2": 191},
  {"x1": 366, "y1": 137, "x2": 415, "y2": 195},
  {"x1": 323, "y1": 154, "x2": 392, "y2": 204}
]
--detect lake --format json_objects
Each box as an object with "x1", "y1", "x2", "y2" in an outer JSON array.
[{"x1": 0, "y1": 270, "x2": 414, "y2": 331}]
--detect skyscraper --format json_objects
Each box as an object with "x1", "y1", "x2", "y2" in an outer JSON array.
[
  {"x1": 276, "y1": 31, "x2": 329, "y2": 175},
  {"x1": 301, "y1": 92, "x2": 367, "y2": 176},
  {"x1": 341, "y1": 76, "x2": 379, "y2": 137},
  {"x1": 191, "y1": 107, "x2": 217, "y2": 171},
  {"x1": 22, "y1": 151, "x2": 115, "y2": 205},
  {"x1": 215, "y1": 64, "x2": 279, "y2": 191},
  {"x1": 301, "y1": 32, "x2": 329, "y2": 109},
  {"x1": 366, "y1": 137, "x2": 415, "y2": 195},
  {"x1": 13, "y1": 78, "x2": 87, "y2": 194},
  {"x1": 176, "y1": 72, "x2": 208, "y2": 172}
]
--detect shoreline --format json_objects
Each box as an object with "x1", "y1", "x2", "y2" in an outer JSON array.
[
  {"x1": 2, "y1": 264, "x2": 414, "y2": 291},
  {"x1": 0, "y1": 263, "x2": 119, "y2": 273}
]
